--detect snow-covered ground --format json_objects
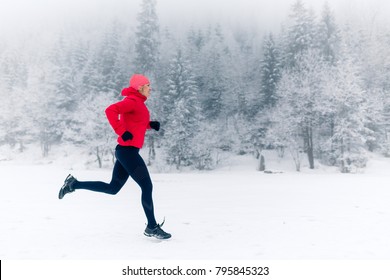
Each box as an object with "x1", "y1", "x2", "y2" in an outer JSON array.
[{"x1": 1, "y1": 152, "x2": 390, "y2": 260}]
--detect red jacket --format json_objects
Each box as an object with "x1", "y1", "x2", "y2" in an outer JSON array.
[{"x1": 105, "y1": 87, "x2": 151, "y2": 148}]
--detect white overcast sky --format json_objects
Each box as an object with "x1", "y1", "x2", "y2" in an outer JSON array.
[{"x1": 1, "y1": 0, "x2": 390, "y2": 37}]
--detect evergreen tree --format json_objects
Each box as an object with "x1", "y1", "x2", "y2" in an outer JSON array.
[
  {"x1": 310, "y1": 5, "x2": 342, "y2": 164},
  {"x1": 134, "y1": 0, "x2": 160, "y2": 76},
  {"x1": 228, "y1": 27, "x2": 259, "y2": 118},
  {"x1": 376, "y1": 33, "x2": 390, "y2": 156},
  {"x1": 260, "y1": 33, "x2": 281, "y2": 109},
  {"x1": 187, "y1": 28, "x2": 206, "y2": 52},
  {"x1": 243, "y1": 33, "x2": 282, "y2": 161},
  {"x1": 198, "y1": 25, "x2": 228, "y2": 119},
  {"x1": 30, "y1": 61, "x2": 61, "y2": 157},
  {"x1": 134, "y1": 0, "x2": 160, "y2": 165},
  {"x1": 329, "y1": 55, "x2": 369, "y2": 172},
  {"x1": 316, "y1": 2, "x2": 340, "y2": 65},
  {"x1": 282, "y1": 0, "x2": 317, "y2": 69},
  {"x1": 272, "y1": 50, "x2": 330, "y2": 169},
  {"x1": 63, "y1": 93, "x2": 116, "y2": 168},
  {"x1": 265, "y1": 75, "x2": 304, "y2": 171},
  {"x1": 355, "y1": 29, "x2": 390, "y2": 155},
  {"x1": 0, "y1": 48, "x2": 29, "y2": 150},
  {"x1": 97, "y1": 23, "x2": 124, "y2": 95},
  {"x1": 0, "y1": 49, "x2": 28, "y2": 92},
  {"x1": 50, "y1": 38, "x2": 79, "y2": 149},
  {"x1": 163, "y1": 48, "x2": 202, "y2": 169},
  {"x1": 82, "y1": 46, "x2": 102, "y2": 95},
  {"x1": 186, "y1": 27, "x2": 205, "y2": 88},
  {"x1": 382, "y1": 90, "x2": 390, "y2": 156}
]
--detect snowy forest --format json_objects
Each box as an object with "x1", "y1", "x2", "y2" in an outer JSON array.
[{"x1": 1, "y1": 0, "x2": 390, "y2": 173}]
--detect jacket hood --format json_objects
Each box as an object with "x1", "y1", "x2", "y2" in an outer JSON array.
[{"x1": 121, "y1": 87, "x2": 147, "y2": 101}]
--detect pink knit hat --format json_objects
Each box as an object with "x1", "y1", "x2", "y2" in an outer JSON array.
[{"x1": 129, "y1": 74, "x2": 150, "y2": 91}]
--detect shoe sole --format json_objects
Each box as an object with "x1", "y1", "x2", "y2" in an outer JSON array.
[
  {"x1": 58, "y1": 186, "x2": 67, "y2": 199},
  {"x1": 144, "y1": 232, "x2": 172, "y2": 239},
  {"x1": 58, "y1": 175, "x2": 74, "y2": 199}
]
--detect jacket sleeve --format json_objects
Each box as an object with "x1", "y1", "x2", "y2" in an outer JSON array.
[{"x1": 105, "y1": 98, "x2": 136, "y2": 136}]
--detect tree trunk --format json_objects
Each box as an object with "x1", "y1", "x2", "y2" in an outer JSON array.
[
  {"x1": 110, "y1": 149, "x2": 115, "y2": 165},
  {"x1": 307, "y1": 127, "x2": 314, "y2": 169},
  {"x1": 19, "y1": 140, "x2": 25, "y2": 153},
  {"x1": 258, "y1": 155, "x2": 266, "y2": 171},
  {"x1": 147, "y1": 136, "x2": 156, "y2": 166},
  {"x1": 41, "y1": 140, "x2": 50, "y2": 157},
  {"x1": 290, "y1": 148, "x2": 301, "y2": 172},
  {"x1": 96, "y1": 146, "x2": 102, "y2": 168},
  {"x1": 339, "y1": 138, "x2": 348, "y2": 173},
  {"x1": 304, "y1": 125, "x2": 315, "y2": 169}
]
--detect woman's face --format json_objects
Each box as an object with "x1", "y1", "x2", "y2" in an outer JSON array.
[{"x1": 139, "y1": 84, "x2": 151, "y2": 98}]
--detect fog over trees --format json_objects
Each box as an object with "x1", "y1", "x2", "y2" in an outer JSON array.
[{"x1": 1, "y1": 0, "x2": 390, "y2": 172}]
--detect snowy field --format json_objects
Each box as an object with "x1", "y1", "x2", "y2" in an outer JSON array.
[{"x1": 1, "y1": 153, "x2": 390, "y2": 260}]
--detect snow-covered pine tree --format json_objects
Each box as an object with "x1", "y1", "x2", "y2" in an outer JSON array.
[
  {"x1": 67, "y1": 37, "x2": 90, "y2": 104},
  {"x1": 265, "y1": 74, "x2": 304, "y2": 171},
  {"x1": 134, "y1": 0, "x2": 160, "y2": 165},
  {"x1": 377, "y1": 33, "x2": 390, "y2": 156},
  {"x1": 187, "y1": 28, "x2": 206, "y2": 53},
  {"x1": 0, "y1": 48, "x2": 29, "y2": 150},
  {"x1": 134, "y1": 0, "x2": 160, "y2": 76},
  {"x1": 197, "y1": 25, "x2": 228, "y2": 120},
  {"x1": 63, "y1": 93, "x2": 116, "y2": 168},
  {"x1": 260, "y1": 33, "x2": 281, "y2": 110},
  {"x1": 227, "y1": 27, "x2": 258, "y2": 119},
  {"x1": 32, "y1": 74, "x2": 62, "y2": 157},
  {"x1": 327, "y1": 48, "x2": 369, "y2": 173},
  {"x1": 81, "y1": 45, "x2": 103, "y2": 99},
  {"x1": 316, "y1": 2, "x2": 340, "y2": 65},
  {"x1": 163, "y1": 47, "x2": 202, "y2": 169},
  {"x1": 30, "y1": 37, "x2": 79, "y2": 157},
  {"x1": 245, "y1": 33, "x2": 282, "y2": 166},
  {"x1": 0, "y1": 56, "x2": 7, "y2": 147},
  {"x1": 382, "y1": 90, "x2": 390, "y2": 156},
  {"x1": 187, "y1": 26, "x2": 238, "y2": 157},
  {"x1": 158, "y1": 27, "x2": 177, "y2": 83},
  {"x1": 282, "y1": 0, "x2": 317, "y2": 69},
  {"x1": 96, "y1": 23, "x2": 125, "y2": 95},
  {"x1": 186, "y1": 27, "x2": 206, "y2": 93},
  {"x1": 0, "y1": 49, "x2": 28, "y2": 92},
  {"x1": 336, "y1": 24, "x2": 384, "y2": 163},
  {"x1": 309, "y1": 4, "x2": 342, "y2": 164},
  {"x1": 273, "y1": 50, "x2": 330, "y2": 170},
  {"x1": 355, "y1": 28, "x2": 390, "y2": 154},
  {"x1": 77, "y1": 23, "x2": 124, "y2": 100},
  {"x1": 275, "y1": 1, "x2": 332, "y2": 169}
]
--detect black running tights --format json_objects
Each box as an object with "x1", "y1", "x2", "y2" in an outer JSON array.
[{"x1": 73, "y1": 145, "x2": 157, "y2": 228}]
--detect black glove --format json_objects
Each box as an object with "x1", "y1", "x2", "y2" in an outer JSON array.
[
  {"x1": 121, "y1": 131, "x2": 133, "y2": 141},
  {"x1": 150, "y1": 121, "x2": 160, "y2": 131}
]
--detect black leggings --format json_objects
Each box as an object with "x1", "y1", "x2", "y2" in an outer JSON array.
[{"x1": 73, "y1": 145, "x2": 157, "y2": 228}]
